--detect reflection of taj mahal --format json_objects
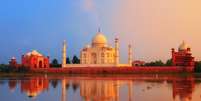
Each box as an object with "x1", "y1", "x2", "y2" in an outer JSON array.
[
  {"x1": 80, "y1": 80, "x2": 122, "y2": 101},
  {"x1": 6, "y1": 75, "x2": 197, "y2": 101},
  {"x1": 62, "y1": 29, "x2": 133, "y2": 67}
]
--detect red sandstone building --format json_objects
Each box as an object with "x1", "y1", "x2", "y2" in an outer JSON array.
[
  {"x1": 171, "y1": 41, "x2": 195, "y2": 71},
  {"x1": 9, "y1": 57, "x2": 18, "y2": 68},
  {"x1": 172, "y1": 41, "x2": 195, "y2": 66},
  {"x1": 21, "y1": 50, "x2": 49, "y2": 69}
]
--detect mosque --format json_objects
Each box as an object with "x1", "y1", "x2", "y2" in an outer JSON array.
[
  {"x1": 172, "y1": 41, "x2": 195, "y2": 67},
  {"x1": 61, "y1": 30, "x2": 133, "y2": 68},
  {"x1": 21, "y1": 50, "x2": 50, "y2": 69},
  {"x1": 171, "y1": 41, "x2": 195, "y2": 72}
]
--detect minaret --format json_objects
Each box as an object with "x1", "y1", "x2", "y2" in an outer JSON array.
[
  {"x1": 128, "y1": 44, "x2": 132, "y2": 66},
  {"x1": 115, "y1": 38, "x2": 120, "y2": 66},
  {"x1": 62, "y1": 40, "x2": 67, "y2": 68}
]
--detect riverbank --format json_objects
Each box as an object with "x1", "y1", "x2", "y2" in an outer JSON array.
[
  {"x1": 0, "y1": 66, "x2": 195, "y2": 76},
  {"x1": 28, "y1": 66, "x2": 194, "y2": 74},
  {"x1": 1, "y1": 72, "x2": 201, "y2": 82}
]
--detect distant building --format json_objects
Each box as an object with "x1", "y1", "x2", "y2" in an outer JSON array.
[
  {"x1": 9, "y1": 57, "x2": 18, "y2": 67},
  {"x1": 21, "y1": 50, "x2": 49, "y2": 69},
  {"x1": 172, "y1": 41, "x2": 195, "y2": 68},
  {"x1": 132, "y1": 60, "x2": 145, "y2": 66}
]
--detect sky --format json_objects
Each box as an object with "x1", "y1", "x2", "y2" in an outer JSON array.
[{"x1": 0, "y1": 0, "x2": 201, "y2": 63}]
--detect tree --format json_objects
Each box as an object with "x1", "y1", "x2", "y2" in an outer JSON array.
[
  {"x1": 145, "y1": 60, "x2": 165, "y2": 66},
  {"x1": 72, "y1": 55, "x2": 80, "y2": 64},
  {"x1": 0, "y1": 64, "x2": 10, "y2": 72},
  {"x1": 194, "y1": 61, "x2": 201, "y2": 73},
  {"x1": 52, "y1": 59, "x2": 58, "y2": 65},
  {"x1": 66, "y1": 57, "x2": 71, "y2": 64},
  {"x1": 51, "y1": 58, "x2": 60, "y2": 67},
  {"x1": 166, "y1": 59, "x2": 173, "y2": 66}
]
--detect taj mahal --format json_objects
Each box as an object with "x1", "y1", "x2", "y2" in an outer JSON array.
[
  {"x1": 61, "y1": 30, "x2": 133, "y2": 68},
  {"x1": 8, "y1": 29, "x2": 195, "y2": 73}
]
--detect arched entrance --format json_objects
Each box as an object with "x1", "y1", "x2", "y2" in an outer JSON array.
[
  {"x1": 91, "y1": 53, "x2": 97, "y2": 64},
  {"x1": 39, "y1": 61, "x2": 43, "y2": 68}
]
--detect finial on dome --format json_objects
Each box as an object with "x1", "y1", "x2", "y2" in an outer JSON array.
[{"x1": 63, "y1": 40, "x2": 67, "y2": 46}]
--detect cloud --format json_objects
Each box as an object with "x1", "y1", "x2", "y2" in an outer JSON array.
[{"x1": 83, "y1": 0, "x2": 95, "y2": 12}]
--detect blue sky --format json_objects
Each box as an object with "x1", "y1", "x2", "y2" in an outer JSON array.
[
  {"x1": 1, "y1": 0, "x2": 201, "y2": 63},
  {"x1": 0, "y1": 0, "x2": 120, "y2": 63}
]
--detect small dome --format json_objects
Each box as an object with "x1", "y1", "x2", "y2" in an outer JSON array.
[
  {"x1": 31, "y1": 50, "x2": 43, "y2": 56},
  {"x1": 25, "y1": 50, "x2": 43, "y2": 56},
  {"x1": 11, "y1": 57, "x2": 16, "y2": 60},
  {"x1": 92, "y1": 32, "x2": 107, "y2": 47},
  {"x1": 178, "y1": 41, "x2": 190, "y2": 51},
  {"x1": 85, "y1": 44, "x2": 90, "y2": 48}
]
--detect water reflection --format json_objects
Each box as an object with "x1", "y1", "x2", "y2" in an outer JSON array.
[
  {"x1": 80, "y1": 80, "x2": 119, "y2": 101},
  {"x1": 1, "y1": 74, "x2": 201, "y2": 101},
  {"x1": 8, "y1": 79, "x2": 17, "y2": 92},
  {"x1": 172, "y1": 76, "x2": 195, "y2": 101},
  {"x1": 20, "y1": 77, "x2": 49, "y2": 98}
]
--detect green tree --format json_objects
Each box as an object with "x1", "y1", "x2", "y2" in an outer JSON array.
[
  {"x1": 66, "y1": 57, "x2": 71, "y2": 64},
  {"x1": 72, "y1": 55, "x2": 80, "y2": 64},
  {"x1": 52, "y1": 59, "x2": 58, "y2": 65},
  {"x1": 166, "y1": 59, "x2": 173, "y2": 66},
  {"x1": 194, "y1": 61, "x2": 201, "y2": 73},
  {"x1": 0, "y1": 64, "x2": 9, "y2": 72},
  {"x1": 155, "y1": 60, "x2": 164, "y2": 66},
  {"x1": 145, "y1": 60, "x2": 165, "y2": 66},
  {"x1": 51, "y1": 58, "x2": 60, "y2": 67}
]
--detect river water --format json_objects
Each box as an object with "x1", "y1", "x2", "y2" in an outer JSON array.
[{"x1": 0, "y1": 74, "x2": 201, "y2": 101}]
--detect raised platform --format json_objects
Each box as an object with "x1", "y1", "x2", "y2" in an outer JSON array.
[{"x1": 29, "y1": 66, "x2": 194, "y2": 74}]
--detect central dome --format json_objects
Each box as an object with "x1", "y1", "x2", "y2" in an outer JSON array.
[{"x1": 92, "y1": 32, "x2": 107, "y2": 47}]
